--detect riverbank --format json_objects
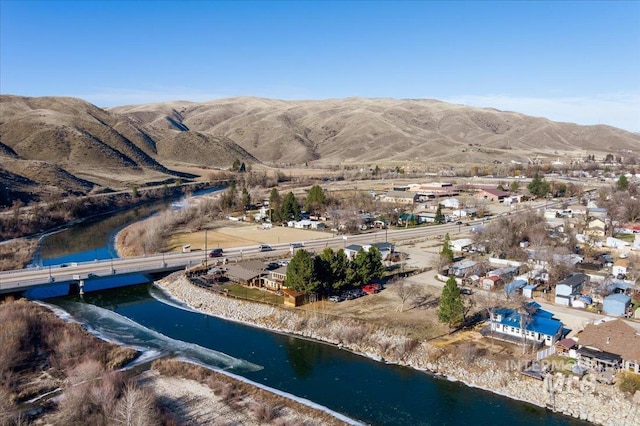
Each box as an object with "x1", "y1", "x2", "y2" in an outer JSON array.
[{"x1": 156, "y1": 273, "x2": 640, "y2": 426}]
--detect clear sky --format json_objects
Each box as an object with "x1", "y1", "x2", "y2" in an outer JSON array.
[{"x1": 1, "y1": 1, "x2": 639, "y2": 132}]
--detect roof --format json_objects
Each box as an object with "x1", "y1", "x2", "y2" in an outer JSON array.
[
  {"x1": 225, "y1": 264, "x2": 265, "y2": 282},
  {"x1": 557, "y1": 273, "x2": 588, "y2": 289},
  {"x1": 477, "y1": 187, "x2": 510, "y2": 197},
  {"x1": 384, "y1": 190, "x2": 417, "y2": 199},
  {"x1": 613, "y1": 259, "x2": 629, "y2": 268},
  {"x1": 492, "y1": 305, "x2": 562, "y2": 337},
  {"x1": 576, "y1": 347, "x2": 622, "y2": 363},
  {"x1": 372, "y1": 242, "x2": 394, "y2": 251},
  {"x1": 505, "y1": 279, "x2": 527, "y2": 294},
  {"x1": 603, "y1": 293, "x2": 631, "y2": 304},
  {"x1": 484, "y1": 275, "x2": 502, "y2": 282},
  {"x1": 282, "y1": 288, "x2": 304, "y2": 297},
  {"x1": 577, "y1": 319, "x2": 640, "y2": 363},
  {"x1": 556, "y1": 338, "x2": 577, "y2": 349}
]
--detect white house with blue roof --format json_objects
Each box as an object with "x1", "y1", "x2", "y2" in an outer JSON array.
[{"x1": 489, "y1": 302, "x2": 564, "y2": 347}]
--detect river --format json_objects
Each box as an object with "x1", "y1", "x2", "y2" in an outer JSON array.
[{"x1": 33, "y1": 193, "x2": 587, "y2": 425}]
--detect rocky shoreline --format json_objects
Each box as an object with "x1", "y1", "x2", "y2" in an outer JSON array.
[{"x1": 155, "y1": 273, "x2": 640, "y2": 426}]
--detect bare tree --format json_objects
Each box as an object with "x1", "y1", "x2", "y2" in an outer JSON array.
[
  {"x1": 391, "y1": 277, "x2": 419, "y2": 312},
  {"x1": 113, "y1": 383, "x2": 157, "y2": 426}
]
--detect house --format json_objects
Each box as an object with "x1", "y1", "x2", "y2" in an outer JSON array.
[
  {"x1": 449, "y1": 260, "x2": 479, "y2": 278},
  {"x1": 522, "y1": 284, "x2": 538, "y2": 298},
  {"x1": 417, "y1": 212, "x2": 438, "y2": 223},
  {"x1": 225, "y1": 260, "x2": 267, "y2": 287},
  {"x1": 504, "y1": 279, "x2": 527, "y2": 297},
  {"x1": 612, "y1": 259, "x2": 629, "y2": 277},
  {"x1": 450, "y1": 238, "x2": 474, "y2": 252},
  {"x1": 555, "y1": 273, "x2": 589, "y2": 306},
  {"x1": 489, "y1": 302, "x2": 564, "y2": 347},
  {"x1": 282, "y1": 288, "x2": 305, "y2": 307},
  {"x1": 576, "y1": 319, "x2": 640, "y2": 373},
  {"x1": 287, "y1": 219, "x2": 326, "y2": 230},
  {"x1": 487, "y1": 266, "x2": 518, "y2": 282},
  {"x1": 585, "y1": 219, "x2": 607, "y2": 238},
  {"x1": 440, "y1": 198, "x2": 460, "y2": 209},
  {"x1": 381, "y1": 190, "x2": 418, "y2": 204},
  {"x1": 606, "y1": 237, "x2": 629, "y2": 250},
  {"x1": 482, "y1": 275, "x2": 503, "y2": 290},
  {"x1": 555, "y1": 338, "x2": 577, "y2": 356},
  {"x1": 344, "y1": 242, "x2": 394, "y2": 261},
  {"x1": 603, "y1": 293, "x2": 631, "y2": 316},
  {"x1": 474, "y1": 188, "x2": 510, "y2": 202},
  {"x1": 262, "y1": 265, "x2": 287, "y2": 291}
]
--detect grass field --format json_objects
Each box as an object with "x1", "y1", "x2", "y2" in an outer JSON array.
[{"x1": 220, "y1": 283, "x2": 284, "y2": 305}]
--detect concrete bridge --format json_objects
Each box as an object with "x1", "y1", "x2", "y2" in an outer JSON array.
[{"x1": 0, "y1": 252, "x2": 194, "y2": 295}]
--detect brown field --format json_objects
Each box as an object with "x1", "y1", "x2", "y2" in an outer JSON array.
[{"x1": 167, "y1": 222, "x2": 332, "y2": 252}]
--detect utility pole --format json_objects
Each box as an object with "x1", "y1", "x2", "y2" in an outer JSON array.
[{"x1": 204, "y1": 229, "x2": 208, "y2": 268}]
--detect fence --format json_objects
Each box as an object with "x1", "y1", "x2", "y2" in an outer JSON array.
[{"x1": 536, "y1": 346, "x2": 556, "y2": 361}]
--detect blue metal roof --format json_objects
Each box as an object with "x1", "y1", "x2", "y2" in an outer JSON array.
[{"x1": 493, "y1": 305, "x2": 562, "y2": 337}]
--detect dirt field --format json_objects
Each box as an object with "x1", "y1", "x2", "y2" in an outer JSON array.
[{"x1": 167, "y1": 222, "x2": 333, "y2": 252}]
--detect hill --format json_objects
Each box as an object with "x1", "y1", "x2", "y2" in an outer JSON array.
[
  {"x1": 112, "y1": 96, "x2": 640, "y2": 165},
  {"x1": 0, "y1": 95, "x2": 257, "y2": 203}
]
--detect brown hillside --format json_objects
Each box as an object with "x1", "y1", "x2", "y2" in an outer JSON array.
[
  {"x1": 112, "y1": 97, "x2": 640, "y2": 165},
  {"x1": 0, "y1": 96, "x2": 258, "y2": 202}
]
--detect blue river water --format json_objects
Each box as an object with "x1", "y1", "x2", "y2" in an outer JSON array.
[{"x1": 47, "y1": 284, "x2": 587, "y2": 426}]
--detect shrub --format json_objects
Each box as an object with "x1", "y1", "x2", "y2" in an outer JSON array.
[{"x1": 618, "y1": 371, "x2": 640, "y2": 395}]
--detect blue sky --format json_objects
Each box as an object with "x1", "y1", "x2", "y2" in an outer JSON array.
[{"x1": 1, "y1": 1, "x2": 639, "y2": 131}]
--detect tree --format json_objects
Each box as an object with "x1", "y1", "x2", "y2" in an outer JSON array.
[
  {"x1": 319, "y1": 248, "x2": 349, "y2": 291},
  {"x1": 305, "y1": 185, "x2": 327, "y2": 215},
  {"x1": 232, "y1": 159, "x2": 241, "y2": 170},
  {"x1": 349, "y1": 247, "x2": 385, "y2": 287},
  {"x1": 617, "y1": 175, "x2": 629, "y2": 191},
  {"x1": 241, "y1": 187, "x2": 251, "y2": 209},
  {"x1": 285, "y1": 249, "x2": 319, "y2": 294},
  {"x1": 280, "y1": 192, "x2": 300, "y2": 221},
  {"x1": 435, "y1": 204, "x2": 444, "y2": 224},
  {"x1": 438, "y1": 276, "x2": 465, "y2": 329},
  {"x1": 269, "y1": 188, "x2": 281, "y2": 222},
  {"x1": 440, "y1": 233, "x2": 454, "y2": 263},
  {"x1": 527, "y1": 173, "x2": 550, "y2": 198},
  {"x1": 392, "y1": 278, "x2": 419, "y2": 312},
  {"x1": 509, "y1": 181, "x2": 520, "y2": 192}
]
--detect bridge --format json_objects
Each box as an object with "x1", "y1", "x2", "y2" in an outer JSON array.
[{"x1": 0, "y1": 199, "x2": 564, "y2": 297}]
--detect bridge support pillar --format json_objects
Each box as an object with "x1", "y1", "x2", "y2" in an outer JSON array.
[{"x1": 79, "y1": 280, "x2": 85, "y2": 296}]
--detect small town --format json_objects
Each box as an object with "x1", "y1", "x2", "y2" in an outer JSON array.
[{"x1": 1, "y1": 2, "x2": 639, "y2": 425}]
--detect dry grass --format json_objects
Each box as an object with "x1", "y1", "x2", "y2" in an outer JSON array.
[
  {"x1": 152, "y1": 358, "x2": 348, "y2": 425},
  {"x1": 0, "y1": 239, "x2": 37, "y2": 270}
]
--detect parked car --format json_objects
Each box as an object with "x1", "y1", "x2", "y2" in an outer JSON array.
[
  {"x1": 328, "y1": 295, "x2": 342, "y2": 303},
  {"x1": 460, "y1": 288, "x2": 473, "y2": 295},
  {"x1": 258, "y1": 244, "x2": 273, "y2": 252},
  {"x1": 290, "y1": 242, "x2": 304, "y2": 248},
  {"x1": 209, "y1": 248, "x2": 224, "y2": 258}
]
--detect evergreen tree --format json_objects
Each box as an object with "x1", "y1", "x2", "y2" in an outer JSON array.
[
  {"x1": 285, "y1": 249, "x2": 318, "y2": 294},
  {"x1": 280, "y1": 192, "x2": 300, "y2": 221},
  {"x1": 617, "y1": 175, "x2": 629, "y2": 191},
  {"x1": 319, "y1": 248, "x2": 349, "y2": 291},
  {"x1": 350, "y1": 247, "x2": 385, "y2": 286},
  {"x1": 304, "y1": 185, "x2": 327, "y2": 215},
  {"x1": 440, "y1": 233, "x2": 454, "y2": 263},
  {"x1": 269, "y1": 188, "x2": 281, "y2": 222},
  {"x1": 438, "y1": 276, "x2": 465, "y2": 329},
  {"x1": 435, "y1": 204, "x2": 444, "y2": 224},
  {"x1": 527, "y1": 173, "x2": 550, "y2": 198},
  {"x1": 232, "y1": 159, "x2": 241, "y2": 171},
  {"x1": 509, "y1": 181, "x2": 520, "y2": 192}
]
